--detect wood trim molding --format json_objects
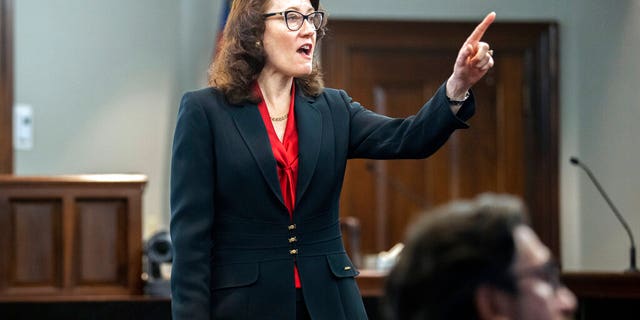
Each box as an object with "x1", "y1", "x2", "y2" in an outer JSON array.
[
  {"x1": 0, "y1": 0, "x2": 13, "y2": 174},
  {"x1": 0, "y1": 174, "x2": 149, "y2": 185}
]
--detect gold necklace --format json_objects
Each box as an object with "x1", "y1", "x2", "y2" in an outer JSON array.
[{"x1": 270, "y1": 113, "x2": 289, "y2": 122}]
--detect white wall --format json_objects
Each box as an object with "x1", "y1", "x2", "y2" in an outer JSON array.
[
  {"x1": 14, "y1": 0, "x2": 640, "y2": 271},
  {"x1": 14, "y1": 0, "x2": 217, "y2": 237},
  {"x1": 571, "y1": 1, "x2": 640, "y2": 270}
]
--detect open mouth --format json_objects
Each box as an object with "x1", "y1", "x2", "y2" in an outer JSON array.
[{"x1": 297, "y1": 44, "x2": 312, "y2": 57}]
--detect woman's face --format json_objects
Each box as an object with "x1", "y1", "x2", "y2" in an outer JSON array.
[{"x1": 261, "y1": 0, "x2": 317, "y2": 79}]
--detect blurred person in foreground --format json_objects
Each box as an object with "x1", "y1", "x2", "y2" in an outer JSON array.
[{"x1": 386, "y1": 194, "x2": 576, "y2": 320}]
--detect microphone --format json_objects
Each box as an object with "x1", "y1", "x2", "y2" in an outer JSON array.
[{"x1": 570, "y1": 156, "x2": 638, "y2": 272}]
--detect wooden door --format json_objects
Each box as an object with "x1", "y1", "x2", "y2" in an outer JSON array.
[{"x1": 321, "y1": 20, "x2": 559, "y2": 260}]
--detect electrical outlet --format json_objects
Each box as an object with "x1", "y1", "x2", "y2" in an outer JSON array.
[{"x1": 13, "y1": 104, "x2": 34, "y2": 150}]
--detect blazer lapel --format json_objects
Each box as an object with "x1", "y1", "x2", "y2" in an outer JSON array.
[
  {"x1": 229, "y1": 103, "x2": 285, "y2": 205},
  {"x1": 295, "y1": 93, "x2": 322, "y2": 205}
]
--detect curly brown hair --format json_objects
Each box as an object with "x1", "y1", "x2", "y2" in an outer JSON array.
[
  {"x1": 385, "y1": 193, "x2": 528, "y2": 320},
  {"x1": 208, "y1": 0, "x2": 327, "y2": 105}
]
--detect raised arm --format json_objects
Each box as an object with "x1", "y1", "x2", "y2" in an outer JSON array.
[{"x1": 446, "y1": 12, "x2": 496, "y2": 112}]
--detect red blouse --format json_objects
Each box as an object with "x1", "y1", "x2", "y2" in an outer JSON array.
[{"x1": 256, "y1": 83, "x2": 302, "y2": 288}]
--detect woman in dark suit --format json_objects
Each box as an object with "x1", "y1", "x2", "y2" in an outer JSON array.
[{"x1": 170, "y1": 0, "x2": 495, "y2": 319}]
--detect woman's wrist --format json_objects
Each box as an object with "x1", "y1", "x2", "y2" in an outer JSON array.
[{"x1": 446, "y1": 76, "x2": 469, "y2": 101}]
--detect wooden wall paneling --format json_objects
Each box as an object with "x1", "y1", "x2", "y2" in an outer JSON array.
[
  {"x1": 0, "y1": 0, "x2": 13, "y2": 173},
  {"x1": 68, "y1": 189, "x2": 143, "y2": 296},
  {"x1": 9, "y1": 200, "x2": 63, "y2": 292},
  {"x1": 529, "y1": 26, "x2": 560, "y2": 258},
  {"x1": 62, "y1": 194, "x2": 75, "y2": 291},
  {"x1": 126, "y1": 184, "x2": 143, "y2": 296},
  {"x1": 74, "y1": 199, "x2": 128, "y2": 288},
  {"x1": 322, "y1": 20, "x2": 559, "y2": 261},
  {"x1": 0, "y1": 192, "x2": 6, "y2": 291},
  {"x1": 495, "y1": 54, "x2": 525, "y2": 194},
  {"x1": 0, "y1": 197, "x2": 64, "y2": 295}
]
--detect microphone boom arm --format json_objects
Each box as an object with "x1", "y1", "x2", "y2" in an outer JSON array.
[{"x1": 571, "y1": 157, "x2": 637, "y2": 272}]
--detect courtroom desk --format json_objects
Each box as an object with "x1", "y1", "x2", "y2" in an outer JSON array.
[
  {"x1": 0, "y1": 270, "x2": 388, "y2": 319},
  {"x1": 0, "y1": 174, "x2": 147, "y2": 300},
  {"x1": 562, "y1": 272, "x2": 640, "y2": 319},
  {"x1": 357, "y1": 269, "x2": 388, "y2": 297},
  {"x1": 357, "y1": 269, "x2": 640, "y2": 298},
  {"x1": 0, "y1": 295, "x2": 387, "y2": 320},
  {"x1": 562, "y1": 271, "x2": 640, "y2": 298},
  {"x1": 357, "y1": 269, "x2": 388, "y2": 319},
  {"x1": 357, "y1": 270, "x2": 640, "y2": 319}
]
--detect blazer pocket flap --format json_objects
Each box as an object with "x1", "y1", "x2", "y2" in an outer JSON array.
[
  {"x1": 326, "y1": 253, "x2": 360, "y2": 278},
  {"x1": 212, "y1": 263, "x2": 259, "y2": 290}
]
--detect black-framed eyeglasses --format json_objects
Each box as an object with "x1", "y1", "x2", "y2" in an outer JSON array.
[
  {"x1": 514, "y1": 260, "x2": 562, "y2": 291},
  {"x1": 263, "y1": 10, "x2": 324, "y2": 31}
]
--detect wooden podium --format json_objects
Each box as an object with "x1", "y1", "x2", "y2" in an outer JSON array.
[{"x1": 0, "y1": 174, "x2": 147, "y2": 301}]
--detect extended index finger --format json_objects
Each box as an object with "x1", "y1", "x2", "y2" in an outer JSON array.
[{"x1": 466, "y1": 12, "x2": 496, "y2": 44}]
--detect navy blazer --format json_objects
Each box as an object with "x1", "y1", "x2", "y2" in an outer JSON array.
[{"x1": 170, "y1": 83, "x2": 474, "y2": 320}]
